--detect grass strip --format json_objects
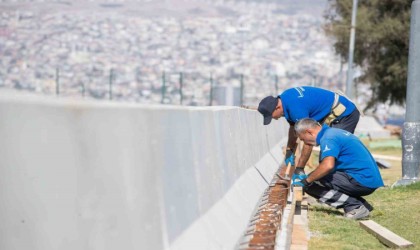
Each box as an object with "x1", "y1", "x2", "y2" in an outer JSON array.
[{"x1": 308, "y1": 181, "x2": 420, "y2": 250}]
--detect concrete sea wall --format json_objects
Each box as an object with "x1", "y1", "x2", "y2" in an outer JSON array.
[{"x1": 0, "y1": 92, "x2": 289, "y2": 250}]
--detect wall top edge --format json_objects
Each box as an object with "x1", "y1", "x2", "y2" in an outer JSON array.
[{"x1": 0, "y1": 90, "x2": 250, "y2": 112}]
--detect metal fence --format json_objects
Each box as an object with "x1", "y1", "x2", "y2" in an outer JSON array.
[{"x1": 1, "y1": 67, "x2": 295, "y2": 107}]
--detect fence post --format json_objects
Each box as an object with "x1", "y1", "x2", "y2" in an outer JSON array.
[
  {"x1": 161, "y1": 71, "x2": 166, "y2": 104},
  {"x1": 179, "y1": 72, "x2": 183, "y2": 105},
  {"x1": 136, "y1": 67, "x2": 141, "y2": 102},
  {"x1": 274, "y1": 74, "x2": 279, "y2": 94},
  {"x1": 240, "y1": 74, "x2": 244, "y2": 106},
  {"x1": 81, "y1": 82, "x2": 85, "y2": 98},
  {"x1": 209, "y1": 73, "x2": 214, "y2": 106},
  {"x1": 109, "y1": 68, "x2": 114, "y2": 100},
  {"x1": 55, "y1": 67, "x2": 59, "y2": 96}
]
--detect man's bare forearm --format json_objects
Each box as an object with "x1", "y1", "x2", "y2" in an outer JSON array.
[
  {"x1": 286, "y1": 125, "x2": 298, "y2": 152},
  {"x1": 296, "y1": 144, "x2": 313, "y2": 167},
  {"x1": 306, "y1": 156, "x2": 335, "y2": 183}
]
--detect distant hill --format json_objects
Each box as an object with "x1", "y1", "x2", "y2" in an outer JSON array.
[{"x1": 0, "y1": 0, "x2": 328, "y2": 19}]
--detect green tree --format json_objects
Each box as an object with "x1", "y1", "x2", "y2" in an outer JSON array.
[{"x1": 324, "y1": 0, "x2": 413, "y2": 108}]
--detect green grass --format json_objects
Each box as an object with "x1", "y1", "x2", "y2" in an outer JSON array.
[
  {"x1": 308, "y1": 138, "x2": 420, "y2": 249},
  {"x1": 309, "y1": 182, "x2": 420, "y2": 249}
]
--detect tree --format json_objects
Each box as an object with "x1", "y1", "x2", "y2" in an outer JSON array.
[{"x1": 324, "y1": 0, "x2": 413, "y2": 108}]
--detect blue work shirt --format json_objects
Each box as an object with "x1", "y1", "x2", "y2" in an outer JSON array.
[
  {"x1": 279, "y1": 86, "x2": 355, "y2": 125},
  {"x1": 316, "y1": 125, "x2": 384, "y2": 189}
]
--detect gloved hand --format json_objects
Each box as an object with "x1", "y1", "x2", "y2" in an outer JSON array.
[
  {"x1": 292, "y1": 174, "x2": 312, "y2": 187},
  {"x1": 284, "y1": 149, "x2": 295, "y2": 166},
  {"x1": 292, "y1": 167, "x2": 305, "y2": 185},
  {"x1": 294, "y1": 167, "x2": 305, "y2": 176}
]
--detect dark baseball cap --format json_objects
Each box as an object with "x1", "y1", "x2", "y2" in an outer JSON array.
[{"x1": 258, "y1": 96, "x2": 278, "y2": 125}]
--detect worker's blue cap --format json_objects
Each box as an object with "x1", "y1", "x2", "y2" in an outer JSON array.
[{"x1": 258, "y1": 96, "x2": 278, "y2": 125}]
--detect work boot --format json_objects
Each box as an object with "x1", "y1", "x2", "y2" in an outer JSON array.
[
  {"x1": 344, "y1": 205, "x2": 370, "y2": 220},
  {"x1": 363, "y1": 201, "x2": 374, "y2": 212}
]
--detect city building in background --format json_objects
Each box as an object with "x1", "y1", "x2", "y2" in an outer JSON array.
[{"x1": 0, "y1": 0, "x2": 344, "y2": 107}]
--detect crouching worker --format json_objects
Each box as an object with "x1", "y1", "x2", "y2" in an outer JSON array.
[{"x1": 293, "y1": 118, "x2": 384, "y2": 220}]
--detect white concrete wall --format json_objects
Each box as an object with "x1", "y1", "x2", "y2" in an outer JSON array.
[{"x1": 0, "y1": 92, "x2": 289, "y2": 250}]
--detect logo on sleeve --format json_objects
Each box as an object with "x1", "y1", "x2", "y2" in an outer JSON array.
[
  {"x1": 294, "y1": 87, "x2": 305, "y2": 98},
  {"x1": 323, "y1": 145, "x2": 331, "y2": 153},
  {"x1": 343, "y1": 132, "x2": 351, "y2": 136}
]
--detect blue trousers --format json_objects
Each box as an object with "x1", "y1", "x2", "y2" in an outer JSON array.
[{"x1": 304, "y1": 171, "x2": 376, "y2": 213}]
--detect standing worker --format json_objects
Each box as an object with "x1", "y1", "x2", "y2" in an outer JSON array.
[
  {"x1": 292, "y1": 118, "x2": 383, "y2": 219},
  {"x1": 257, "y1": 86, "x2": 360, "y2": 175}
]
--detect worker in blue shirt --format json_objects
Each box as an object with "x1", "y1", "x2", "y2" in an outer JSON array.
[
  {"x1": 293, "y1": 118, "x2": 383, "y2": 219},
  {"x1": 257, "y1": 86, "x2": 360, "y2": 176}
]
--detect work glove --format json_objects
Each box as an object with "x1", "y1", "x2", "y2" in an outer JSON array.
[
  {"x1": 284, "y1": 149, "x2": 295, "y2": 166},
  {"x1": 292, "y1": 167, "x2": 305, "y2": 185},
  {"x1": 292, "y1": 174, "x2": 312, "y2": 187},
  {"x1": 294, "y1": 167, "x2": 305, "y2": 176}
]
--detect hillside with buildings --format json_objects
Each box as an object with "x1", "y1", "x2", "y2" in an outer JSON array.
[{"x1": 0, "y1": 0, "x2": 346, "y2": 106}]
